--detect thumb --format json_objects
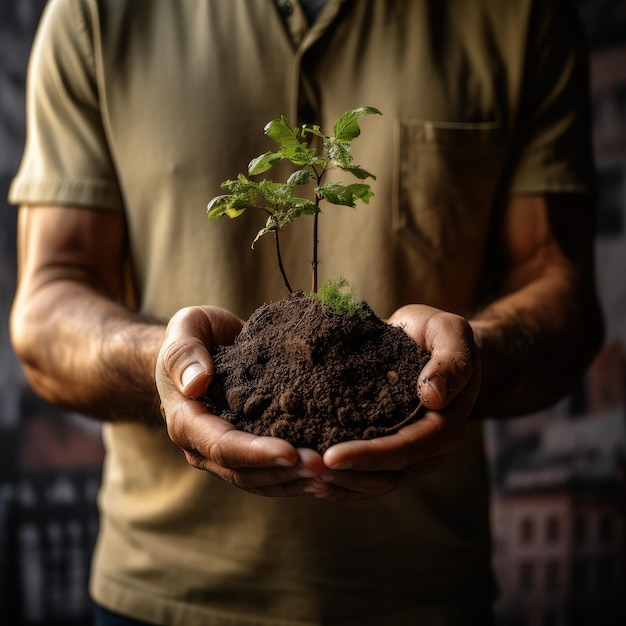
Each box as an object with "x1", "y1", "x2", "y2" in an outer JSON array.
[
  {"x1": 416, "y1": 317, "x2": 478, "y2": 411},
  {"x1": 157, "y1": 306, "x2": 242, "y2": 399},
  {"x1": 158, "y1": 333, "x2": 214, "y2": 399}
]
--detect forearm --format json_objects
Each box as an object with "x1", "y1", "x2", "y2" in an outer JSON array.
[
  {"x1": 470, "y1": 269, "x2": 603, "y2": 418},
  {"x1": 11, "y1": 279, "x2": 166, "y2": 423}
]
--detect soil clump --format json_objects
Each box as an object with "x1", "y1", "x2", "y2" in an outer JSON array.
[{"x1": 203, "y1": 292, "x2": 430, "y2": 453}]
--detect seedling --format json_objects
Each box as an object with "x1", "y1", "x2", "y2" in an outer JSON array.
[
  {"x1": 207, "y1": 107, "x2": 381, "y2": 296},
  {"x1": 205, "y1": 107, "x2": 427, "y2": 444}
]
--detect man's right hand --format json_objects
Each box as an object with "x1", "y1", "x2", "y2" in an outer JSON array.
[{"x1": 156, "y1": 305, "x2": 330, "y2": 497}]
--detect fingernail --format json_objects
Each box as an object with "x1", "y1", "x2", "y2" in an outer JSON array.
[
  {"x1": 422, "y1": 374, "x2": 449, "y2": 404},
  {"x1": 274, "y1": 457, "x2": 294, "y2": 467},
  {"x1": 182, "y1": 362, "x2": 206, "y2": 388}
]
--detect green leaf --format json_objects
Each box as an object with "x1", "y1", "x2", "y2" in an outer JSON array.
[
  {"x1": 221, "y1": 174, "x2": 257, "y2": 195},
  {"x1": 287, "y1": 169, "x2": 313, "y2": 185},
  {"x1": 284, "y1": 198, "x2": 319, "y2": 221},
  {"x1": 332, "y1": 106, "x2": 382, "y2": 143},
  {"x1": 216, "y1": 176, "x2": 269, "y2": 214},
  {"x1": 342, "y1": 164, "x2": 376, "y2": 180},
  {"x1": 301, "y1": 123, "x2": 324, "y2": 139},
  {"x1": 326, "y1": 142, "x2": 353, "y2": 169},
  {"x1": 344, "y1": 183, "x2": 375, "y2": 204},
  {"x1": 251, "y1": 216, "x2": 278, "y2": 248},
  {"x1": 257, "y1": 180, "x2": 295, "y2": 207},
  {"x1": 248, "y1": 151, "x2": 282, "y2": 175},
  {"x1": 206, "y1": 195, "x2": 229, "y2": 220},
  {"x1": 265, "y1": 116, "x2": 300, "y2": 147},
  {"x1": 264, "y1": 116, "x2": 318, "y2": 166},
  {"x1": 317, "y1": 182, "x2": 374, "y2": 207},
  {"x1": 206, "y1": 194, "x2": 247, "y2": 220},
  {"x1": 284, "y1": 145, "x2": 318, "y2": 166}
]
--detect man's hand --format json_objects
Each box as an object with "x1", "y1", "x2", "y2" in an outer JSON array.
[
  {"x1": 309, "y1": 305, "x2": 481, "y2": 502},
  {"x1": 156, "y1": 305, "x2": 329, "y2": 497}
]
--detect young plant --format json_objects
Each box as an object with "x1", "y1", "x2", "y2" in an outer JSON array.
[{"x1": 207, "y1": 106, "x2": 381, "y2": 294}]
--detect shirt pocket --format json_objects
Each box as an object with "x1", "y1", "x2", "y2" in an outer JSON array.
[{"x1": 393, "y1": 120, "x2": 506, "y2": 260}]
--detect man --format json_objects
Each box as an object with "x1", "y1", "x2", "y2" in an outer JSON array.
[{"x1": 9, "y1": 1, "x2": 603, "y2": 624}]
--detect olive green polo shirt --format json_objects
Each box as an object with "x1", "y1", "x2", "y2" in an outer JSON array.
[{"x1": 9, "y1": 0, "x2": 594, "y2": 624}]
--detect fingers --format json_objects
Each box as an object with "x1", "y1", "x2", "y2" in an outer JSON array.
[
  {"x1": 164, "y1": 387, "x2": 297, "y2": 456},
  {"x1": 160, "y1": 371, "x2": 331, "y2": 497},
  {"x1": 300, "y1": 455, "x2": 446, "y2": 502},
  {"x1": 322, "y1": 406, "x2": 466, "y2": 472},
  {"x1": 165, "y1": 401, "x2": 322, "y2": 497},
  {"x1": 388, "y1": 305, "x2": 479, "y2": 411},
  {"x1": 159, "y1": 306, "x2": 244, "y2": 398}
]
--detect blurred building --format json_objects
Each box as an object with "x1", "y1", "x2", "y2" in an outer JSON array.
[{"x1": 491, "y1": 403, "x2": 625, "y2": 626}]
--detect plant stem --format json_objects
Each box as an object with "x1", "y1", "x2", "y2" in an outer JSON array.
[
  {"x1": 274, "y1": 226, "x2": 293, "y2": 294},
  {"x1": 311, "y1": 168, "x2": 323, "y2": 294},
  {"x1": 311, "y1": 208, "x2": 319, "y2": 294}
]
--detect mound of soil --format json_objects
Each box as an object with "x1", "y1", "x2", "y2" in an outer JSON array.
[{"x1": 203, "y1": 292, "x2": 430, "y2": 453}]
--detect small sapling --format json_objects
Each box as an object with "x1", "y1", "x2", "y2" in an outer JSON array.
[
  {"x1": 204, "y1": 106, "x2": 427, "y2": 449},
  {"x1": 207, "y1": 106, "x2": 381, "y2": 299}
]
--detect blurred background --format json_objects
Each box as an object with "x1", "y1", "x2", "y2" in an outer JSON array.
[{"x1": 0, "y1": 1, "x2": 624, "y2": 625}]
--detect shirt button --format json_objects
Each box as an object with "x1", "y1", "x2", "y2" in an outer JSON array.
[{"x1": 280, "y1": 1, "x2": 293, "y2": 16}]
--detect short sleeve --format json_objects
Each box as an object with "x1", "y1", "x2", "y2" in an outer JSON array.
[
  {"x1": 8, "y1": 0, "x2": 123, "y2": 210},
  {"x1": 510, "y1": 0, "x2": 596, "y2": 195}
]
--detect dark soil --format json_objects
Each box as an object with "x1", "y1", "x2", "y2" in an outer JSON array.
[{"x1": 203, "y1": 292, "x2": 430, "y2": 453}]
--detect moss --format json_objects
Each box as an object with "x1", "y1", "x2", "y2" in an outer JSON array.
[{"x1": 309, "y1": 277, "x2": 369, "y2": 319}]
